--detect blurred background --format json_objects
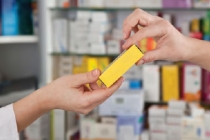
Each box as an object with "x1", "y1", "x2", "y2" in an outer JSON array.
[{"x1": 1, "y1": 0, "x2": 210, "y2": 140}]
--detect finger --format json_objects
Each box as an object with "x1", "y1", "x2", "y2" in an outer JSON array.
[
  {"x1": 72, "y1": 69, "x2": 101, "y2": 86},
  {"x1": 85, "y1": 77, "x2": 124, "y2": 105},
  {"x1": 123, "y1": 9, "x2": 157, "y2": 39},
  {"x1": 122, "y1": 21, "x2": 167, "y2": 49},
  {"x1": 89, "y1": 82, "x2": 100, "y2": 90},
  {"x1": 138, "y1": 49, "x2": 163, "y2": 64}
]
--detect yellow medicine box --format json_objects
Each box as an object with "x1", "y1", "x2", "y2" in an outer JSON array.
[{"x1": 99, "y1": 45, "x2": 144, "y2": 87}]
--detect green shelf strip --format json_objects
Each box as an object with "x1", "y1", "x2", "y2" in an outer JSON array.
[{"x1": 50, "y1": 7, "x2": 210, "y2": 11}]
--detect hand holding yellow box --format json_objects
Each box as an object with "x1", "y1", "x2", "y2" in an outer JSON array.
[{"x1": 99, "y1": 45, "x2": 144, "y2": 87}]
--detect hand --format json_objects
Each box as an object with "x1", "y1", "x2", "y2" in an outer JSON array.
[
  {"x1": 122, "y1": 9, "x2": 193, "y2": 64},
  {"x1": 43, "y1": 69, "x2": 123, "y2": 114}
]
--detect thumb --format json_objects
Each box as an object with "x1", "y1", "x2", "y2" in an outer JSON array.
[
  {"x1": 72, "y1": 69, "x2": 101, "y2": 86},
  {"x1": 137, "y1": 49, "x2": 162, "y2": 65}
]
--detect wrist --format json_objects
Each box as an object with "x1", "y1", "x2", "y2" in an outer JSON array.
[
  {"x1": 181, "y1": 36, "x2": 197, "y2": 62},
  {"x1": 34, "y1": 86, "x2": 55, "y2": 112}
]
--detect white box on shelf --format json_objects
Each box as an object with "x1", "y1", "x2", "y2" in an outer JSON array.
[
  {"x1": 78, "y1": 0, "x2": 89, "y2": 7},
  {"x1": 167, "y1": 109, "x2": 185, "y2": 117},
  {"x1": 150, "y1": 124, "x2": 166, "y2": 132},
  {"x1": 90, "y1": 43, "x2": 106, "y2": 54},
  {"x1": 94, "y1": 123, "x2": 116, "y2": 140},
  {"x1": 51, "y1": 109, "x2": 65, "y2": 140},
  {"x1": 150, "y1": 133, "x2": 167, "y2": 140},
  {"x1": 181, "y1": 117, "x2": 205, "y2": 139},
  {"x1": 149, "y1": 106, "x2": 166, "y2": 117},
  {"x1": 76, "y1": 11, "x2": 91, "y2": 20},
  {"x1": 117, "y1": 115, "x2": 144, "y2": 139},
  {"x1": 143, "y1": 65, "x2": 160, "y2": 102},
  {"x1": 89, "y1": 0, "x2": 105, "y2": 7},
  {"x1": 75, "y1": 42, "x2": 90, "y2": 54},
  {"x1": 91, "y1": 11, "x2": 115, "y2": 22},
  {"x1": 105, "y1": 0, "x2": 135, "y2": 8},
  {"x1": 101, "y1": 117, "x2": 117, "y2": 124},
  {"x1": 149, "y1": 117, "x2": 165, "y2": 124},
  {"x1": 53, "y1": 19, "x2": 68, "y2": 53},
  {"x1": 112, "y1": 28, "x2": 123, "y2": 40},
  {"x1": 205, "y1": 111, "x2": 210, "y2": 132},
  {"x1": 166, "y1": 117, "x2": 182, "y2": 125},
  {"x1": 193, "y1": 0, "x2": 210, "y2": 8},
  {"x1": 80, "y1": 118, "x2": 96, "y2": 140},
  {"x1": 88, "y1": 34, "x2": 105, "y2": 44},
  {"x1": 141, "y1": 130, "x2": 149, "y2": 140},
  {"x1": 107, "y1": 39, "x2": 121, "y2": 54},
  {"x1": 123, "y1": 65, "x2": 143, "y2": 80},
  {"x1": 99, "y1": 90, "x2": 144, "y2": 116},
  {"x1": 167, "y1": 125, "x2": 182, "y2": 140},
  {"x1": 25, "y1": 118, "x2": 41, "y2": 139},
  {"x1": 90, "y1": 22, "x2": 112, "y2": 33},
  {"x1": 168, "y1": 100, "x2": 186, "y2": 110},
  {"x1": 138, "y1": 0, "x2": 162, "y2": 8}
]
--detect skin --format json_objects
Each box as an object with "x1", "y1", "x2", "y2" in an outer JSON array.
[
  {"x1": 13, "y1": 69, "x2": 124, "y2": 132},
  {"x1": 123, "y1": 9, "x2": 210, "y2": 71}
]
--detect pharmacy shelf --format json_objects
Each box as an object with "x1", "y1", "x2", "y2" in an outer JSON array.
[
  {"x1": 0, "y1": 36, "x2": 38, "y2": 44},
  {"x1": 50, "y1": 7, "x2": 210, "y2": 11},
  {"x1": 51, "y1": 52, "x2": 119, "y2": 57}
]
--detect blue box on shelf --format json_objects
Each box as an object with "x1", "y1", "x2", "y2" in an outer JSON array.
[{"x1": 2, "y1": 0, "x2": 19, "y2": 36}]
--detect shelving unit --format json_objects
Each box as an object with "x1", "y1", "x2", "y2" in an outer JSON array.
[
  {"x1": 39, "y1": 1, "x2": 210, "y2": 139},
  {"x1": 50, "y1": 7, "x2": 210, "y2": 11},
  {"x1": 0, "y1": 36, "x2": 38, "y2": 44}
]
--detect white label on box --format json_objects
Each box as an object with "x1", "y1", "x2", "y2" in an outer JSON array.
[
  {"x1": 107, "y1": 40, "x2": 121, "y2": 54},
  {"x1": 99, "y1": 90, "x2": 144, "y2": 116},
  {"x1": 118, "y1": 126, "x2": 138, "y2": 140},
  {"x1": 184, "y1": 65, "x2": 201, "y2": 94},
  {"x1": 94, "y1": 123, "x2": 116, "y2": 139},
  {"x1": 143, "y1": 65, "x2": 160, "y2": 102}
]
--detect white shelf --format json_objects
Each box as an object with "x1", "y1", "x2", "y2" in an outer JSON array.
[{"x1": 0, "y1": 36, "x2": 38, "y2": 44}]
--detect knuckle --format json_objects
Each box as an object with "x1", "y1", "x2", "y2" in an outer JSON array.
[
  {"x1": 134, "y1": 8, "x2": 142, "y2": 15},
  {"x1": 104, "y1": 90, "x2": 112, "y2": 98},
  {"x1": 145, "y1": 53, "x2": 155, "y2": 62},
  {"x1": 161, "y1": 20, "x2": 171, "y2": 30},
  {"x1": 85, "y1": 72, "x2": 92, "y2": 81}
]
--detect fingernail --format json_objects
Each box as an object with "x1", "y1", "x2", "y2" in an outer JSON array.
[{"x1": 92, "y1": 69, "x2": 99, "y2": 77}]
